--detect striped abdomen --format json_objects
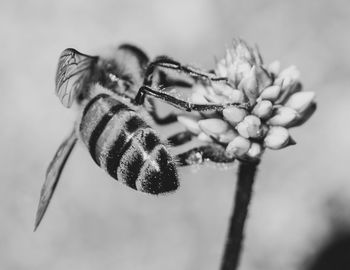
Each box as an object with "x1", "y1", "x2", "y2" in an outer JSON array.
[{"x1": 79, "y1": 92, "x2": 178, "y2": 194}]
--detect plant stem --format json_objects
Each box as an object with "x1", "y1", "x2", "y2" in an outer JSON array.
[{"x1": 220, "y1": 161, "x2": 259, "y2": 270}]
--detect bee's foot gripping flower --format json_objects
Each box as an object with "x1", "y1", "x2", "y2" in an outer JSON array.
[{"x1": 177, "y1": 39, "x2": 316, "y2": 163}]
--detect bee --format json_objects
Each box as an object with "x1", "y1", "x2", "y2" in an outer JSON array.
[{"x1": 35, "y1": 44, "x2": 236, "y2": 230}]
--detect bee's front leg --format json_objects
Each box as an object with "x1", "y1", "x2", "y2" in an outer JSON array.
[{"x1": 144, "y1": 56, "x2": 227, "y2": 83}]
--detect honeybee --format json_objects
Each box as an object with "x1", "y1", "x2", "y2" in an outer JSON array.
[{"x1": 35, "y1": 44, "x2": 235, "y2": 230}]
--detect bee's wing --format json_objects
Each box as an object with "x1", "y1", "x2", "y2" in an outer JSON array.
[
  {"x1": 34, "y1": 129, "x2": 77, "y2": 231},
  {"x1": 56, "y1": 48, "x2": 98, "y2": 107}
]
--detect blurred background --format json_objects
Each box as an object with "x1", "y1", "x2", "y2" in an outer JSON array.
[{"x1": 1, "y1": 0, "x2": 350, "y2": 269}]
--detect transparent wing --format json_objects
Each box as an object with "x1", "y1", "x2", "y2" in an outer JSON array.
[
  {"x1": 34, "y1": 129, "x2": 77, "y2": 231},
  {"x1": 56, "y1": 48, "x2": 98, "y2": 107}
]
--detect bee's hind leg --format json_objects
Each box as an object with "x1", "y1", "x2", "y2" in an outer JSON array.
[
  {"x1": 167, "y1": 130, "x2": 194, "y2": 146},
  {"x1": 175, "y1": 145, "x2": 235, "y2": 166}
]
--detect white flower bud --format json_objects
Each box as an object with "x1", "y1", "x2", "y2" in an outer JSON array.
[
  {"x1": 223, "y1": 107, "x2": 247, "y2": 126},
  {"x1": 227, "y1": 63, "x2": 237, "y2": 83},
  {"x1": 287, "y1": 102, "x2": 316, "y2": 128},
  {"x1": 285, "y1": 91, "x2": 315, "y2": 113},
  {"x1": 177, "y1": 115, "x2": 201, "y2": 134},
  {"x1": 236, "y1": 61, "x2": 252, "y2": 82},
  {"x1": 275, "y1": 65, "x2": 300, "y2": 89},
  {"x1": 202, "y1": 86, "x2": 226, "y2": 103},
  {"x1": 268, "y1": 60, "x2": 280, "y2": 75},
  {"x1": 226, "y1": 136, "x2": 251, "y2": 157},
  {"x1": 198, "y1": 118, "x2": 230, "y2": 136},
  {"x1": 215, "y1": 59, "x2": 228, "y2": 77},
  {"x1": 218, "y1": 129, "x2": 238, "y2": 143},
  {"x1": 191, "y1": 92, "x2": 208, "y2": 104},
  {"x1": 236, "y1": 41, "x2": 253, "y2": 62},
  {"x1": 227, "y1": 89, "x2": 245, "y2": 103},
  {"x1": 192, "y1": 84, "x2": 207, "y2": 95},
  {"x1": 268, "y1": 107, "x2": 298, "y2": 126},
  {"x1": 246, "y1": 143, "x2": 263, "y2": 159},
  {"x1": 236, "y1": 121, "x2": 250, "y2": 138},
  {"x1": 264, "y1": 126, "x2": 291, "y2": 149},
  {"x1": 212, "y1": 83, "x2": 233, "y2": 96},
  {"x1": 239, "y1": 66, "x2": 259, "y2": 105},
  {"x1": 259, "y1": 85, "x2": 281, "y2": 101},
  {"x1": 225, "y1": 49, "x2": 233, "y2": 65},
  {"x1": 198, "y1": 132, "x2": 213, "y2": 142},
  {"x1": 275, "y1": 81, "x2": 302, "y2": 105},
  {"x1": 252, "y1": 46, "x2": 263, "y2": 66},
  {"x1": 252, "y1": 100, "x2": 273, "y2": 119},
  {"x1": 244, "y1": 115, "x2": 261, "y2": 138}
]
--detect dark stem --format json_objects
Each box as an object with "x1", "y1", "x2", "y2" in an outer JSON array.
[{"x1": 220, "y1": 161, "x2": 259, "y2": 270}]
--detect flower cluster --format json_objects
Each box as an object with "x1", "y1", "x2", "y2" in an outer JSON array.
[{"x1": 177, "y1": 40, "x2": 316, "y2": 162}]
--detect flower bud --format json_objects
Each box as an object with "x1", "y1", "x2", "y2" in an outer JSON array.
[
  {"x1": 225, "y1": 49, "x2": 233, "y2": 64},
  {"x1": 192, "y1": 84, "x2": 207, "y2": 95},
  {"x1": 259, "y1": 85, "x2": 281, "y2": 101},
  {"x1": 275, "y1": 65, "x2": 300, "y2": 89},
  {"x1": 227, "y1": 89, "x2": 245, "y2": 103},
  {"x1": 239, "y1": 66, "x2": 259, "y2": 105},
  {"x1": 223, "y1": 107, "x2": 247, "y2": 126},
  {"x1": 177, "y1": 115, "x2": 201, "y2": 134},
  {"x1": 236, "y1": 121, "x2": 250, "y2": 138},
  {"x1": 264, "y1": 126, "x2": 294, "y2": 149},
  {"x1": 191, "y1": 92, "x2": 208, "y2": 104},
  {"x1": 275, "y1": 81, "x2": 302, "y2": 104},
  {"x1": 252, "y1": 46, "x2": 263, "y2": 66},
  {"x1": 285, "y1": 91, "x2": 315, "y2": 113},
  {"x1": 236, "y1": 61, "x2": 252, "y2": 82},
  {"x1": 198, "y1": 132, "x2": 213, "y2": 142},
  {"x1": 218, "y1": 129, "x2": 238, "y2": 143},
  {"x1": 246, "y1": 143, "x2": 263, "y2": 159},
  {"x1": 287, "y1": 102, "x2": 316, "y2": 128},
  {"x1": 244, "y1": 115, "x2": 261, "y2": 138},
  {"x1": 256, "y1": 65, "x2": 273, "y2": 91},
  {"x1": 226, "y1": 136, "x2": 251, "y2": 157},
  {"x1": 212, "y1": 83, "x2": 233, "y2": 96},
  {"x1": 215, "y1": 59, "x2": 227, "y2": 77},
  {"x1": 202, "y1": 86, "x2": 226, "y2": 103},
  {"x1": 235, "y1": 41, "x2": 254, "y2": 62},
  {"x1": 268, "y1": 107, "x2": 298, "y2": 126},
  {"x1": 252, "y1": 100, "x2": 273, "y2": 119},
  {"x1": 268, "y1": 60, "x2": 280, "y2": 76},
  {"x1": 227, "y1": 63, "x2": 237, "y2": 83},
  {"x1": 198, "y1": 118, "x2": 230, "y2": 136}
]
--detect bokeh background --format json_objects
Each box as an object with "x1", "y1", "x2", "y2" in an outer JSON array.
[{"x1": 1, "y1": 0, "x2": 350, "y2": 269}]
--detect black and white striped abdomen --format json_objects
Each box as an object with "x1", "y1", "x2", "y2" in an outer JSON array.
[{"x1": 79, "y1": 92, "x2": 179, "y2": 194}]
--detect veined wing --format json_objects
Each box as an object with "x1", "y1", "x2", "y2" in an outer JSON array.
[
  {"x1": 56, "y1": 48, "x2": 98, "y2": 107},
  {"x1": 34, "y1": 128, "x2": 77, "y2": 230}
]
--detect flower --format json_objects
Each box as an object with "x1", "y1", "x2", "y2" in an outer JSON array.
[{"x1": 177, "y1": 39, "x2": 316, "y2": 162}]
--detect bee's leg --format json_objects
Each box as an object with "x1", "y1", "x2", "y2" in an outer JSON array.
[
  {"x1": 144, "y1": 56, "x2": 228, "y2": 85},
  {"x1": 143, "y1": 98, "x2": 178, "y2": 125},
  {"x1": 167, "y1": 130, "x2": 194, "y2": 146},
  {"x1": 139, "y1": 56, "x2": 228, "y2": 124},
  {"x1": 141, "y1": 58, "x2": 196, "y2": 125},
  {"x1": 175, "y1": 145, "x2": 235, "y2": 166},
  {"x1": 150, "y1": 111, "x2": 178, "y2": 125},
  {"x1": 135, "y1": 86, "x2": 248, "y2": 111}
]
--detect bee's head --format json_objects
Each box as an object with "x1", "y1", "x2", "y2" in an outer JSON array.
[{"x1": 95, "y1": 44, "x2": 149, "y2": 97}]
